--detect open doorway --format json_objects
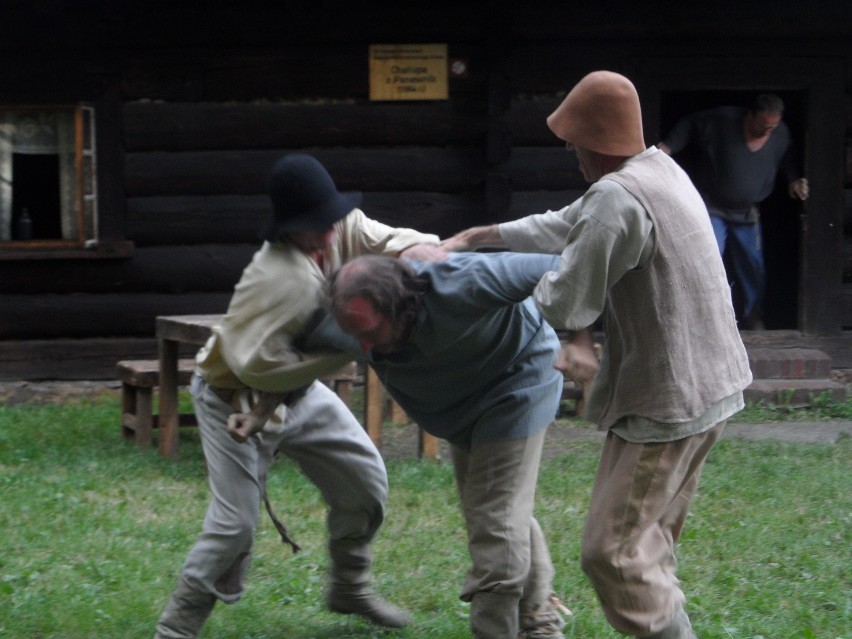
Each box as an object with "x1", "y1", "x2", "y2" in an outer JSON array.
[{"x1": 659, "y1": 90, "x2": 807, "y2": 330}]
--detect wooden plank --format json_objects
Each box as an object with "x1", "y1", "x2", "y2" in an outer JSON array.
[{"x1": 798, "y1": 64, "x2": 845, "y2": 334}]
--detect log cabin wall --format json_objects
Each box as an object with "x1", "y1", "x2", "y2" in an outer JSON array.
[{"x1": 0, "y1": 1, "x2": 850, "y2": 379}]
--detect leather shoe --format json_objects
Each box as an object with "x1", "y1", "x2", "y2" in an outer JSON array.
[{"x1": 327, "y1": 589, "x2": 412, "y2": 628}]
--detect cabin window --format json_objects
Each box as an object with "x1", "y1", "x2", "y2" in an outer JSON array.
[{"x1": 0, "y1": 104, "x2": 98, "y2": 249}]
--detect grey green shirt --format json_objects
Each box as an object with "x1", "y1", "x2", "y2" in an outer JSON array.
[{"x1": 310, "y1": 252, "x2": 564, "y2": 447}]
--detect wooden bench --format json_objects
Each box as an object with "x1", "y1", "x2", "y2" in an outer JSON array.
[
  {"x1": 117, "y1": 358, "x2": 197, "y2": 448},
  {"x1": 118, "y1": 358, "x2": 360, "y2": 453}
]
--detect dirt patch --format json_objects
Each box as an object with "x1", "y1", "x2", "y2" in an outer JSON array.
[
  {"x1": 1, "y1": 381, "x2": 848, "y2": 459},
  {"x1": 0, "y1": 380, "x2": 120, "y2": 406}
]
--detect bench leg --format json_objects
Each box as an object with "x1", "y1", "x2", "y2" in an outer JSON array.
[
  {"x1": 334, "y1": 379, "x2": 353, "y2": 407},
  {"x1": 135, "y1": 387, "x2": 154, "y2": 448},
  {"x1": 419, "y1": 430, "x2": 440, "y2": 460},
  {"x1": 121, "y1": 382, "x2": 136, "y2": 441}
]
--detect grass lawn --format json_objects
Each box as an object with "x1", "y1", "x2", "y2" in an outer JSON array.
[{"x1": 0, "y1": 393, "x2": 849, "y2": 638}]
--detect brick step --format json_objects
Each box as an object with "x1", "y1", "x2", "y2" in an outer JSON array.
[
  {"x1": 744, "y1": 378, "x2": 846, "y2": 406},
  {"x1": 746, "y1": 347, "x2": 832, "y2": 380}
]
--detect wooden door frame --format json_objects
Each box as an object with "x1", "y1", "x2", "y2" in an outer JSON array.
[{"x1": 636, "y1": 56, "x2": 845, "y2": 336}]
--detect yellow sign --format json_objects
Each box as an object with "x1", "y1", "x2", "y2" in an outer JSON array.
[{"x1": 369, "y1": 44, "x2": 448, "y2": 101}]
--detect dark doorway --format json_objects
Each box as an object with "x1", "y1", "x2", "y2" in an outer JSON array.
[{"x1": 659, "y1": 90, "x2": 807, "y2": 330}]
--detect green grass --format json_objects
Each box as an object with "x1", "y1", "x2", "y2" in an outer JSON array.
[
  {"x1": 732, "y1": 391, "x2": 852, "y2": 423},
  {"x1": 0, "y1": 395, "x2": 849, "y2": 638}
]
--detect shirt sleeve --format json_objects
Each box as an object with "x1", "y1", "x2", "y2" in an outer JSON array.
[
  {"x1": 338, "y1": 208, "x2": 441, "y2": 258},
  {"x1": 458, "y1": 253, "x2": 562, "y2": 308},
  {"x1": 498, "y1": 200, "x2": 583, "y2": 254},
  {"x1": 661, "y1": 114, "x2": 694, "y2": 155},
  {"x1": 217, "y1": 247, "x2": 354, "y2": 392},
  {"x1": 533, "y1": 180, "x2": 655, "y2": 331}
]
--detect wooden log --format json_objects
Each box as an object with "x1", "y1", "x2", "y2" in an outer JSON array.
[
  {"x1": 0, "y1": 337, "x2": 168, "y2": 381},
  {"x1": 0, "y1": 292, "x2": 231, "y2": 339},
  {"x1": 127, "y1": 197, "x2": 269, "y2": 245},
  {"x1": 124, "y1": 148, "x2": 490, "y2": 196},
  {"x1": 0, "y1": 245, "x2": 256, "y2": 294},
  {"x1": 125, "y1": 193, "x2": 484, "y2": 244},
  {"x1": 504, "y1": 147, "x2": 587, "y2": 190},
  {"x1": 505, "y1": 98, "x2": 565, "y2": 145},
  {"x1": 509, "y1": 190, "x2": 587, "y2": 217},
  {"x1": 123, "y1": 102, "x2": 488, "y2": 151}
]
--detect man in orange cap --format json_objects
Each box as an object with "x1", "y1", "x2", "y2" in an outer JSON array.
[{"x1": 443, "y1": 71, "x2": 752, "y2": 638}]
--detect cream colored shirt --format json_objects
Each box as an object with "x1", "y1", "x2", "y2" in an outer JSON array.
[{"x1": 196, "y1": 208, "x2": 439, "y2": 393}]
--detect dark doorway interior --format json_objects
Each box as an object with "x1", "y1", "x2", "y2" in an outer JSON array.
[{"x1": 659, "y1": 90, "x2": 807, "y2": 330}]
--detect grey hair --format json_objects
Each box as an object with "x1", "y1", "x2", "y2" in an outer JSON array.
[
  {"x1": 750, "y1": 93, "x2": 784, "y2": 116},
  {"x1": 329, "y1": 255, "x2": 430, "y2": 327}
]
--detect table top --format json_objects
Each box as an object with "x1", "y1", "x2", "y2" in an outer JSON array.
[{"x1": 156, "y1": 314, "x2": 223, "y2": 345}]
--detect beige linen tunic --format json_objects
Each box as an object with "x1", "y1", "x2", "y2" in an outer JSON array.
[{"x1": 196, "y1": 208, "x2": 439, "y2": 395}]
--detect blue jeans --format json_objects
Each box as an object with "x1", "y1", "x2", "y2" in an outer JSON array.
[{"x1": 710, "y1": 215, "x2": 765, "y2": 320}]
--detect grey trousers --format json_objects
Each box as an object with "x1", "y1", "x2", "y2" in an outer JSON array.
[
  {"x1": 581, "y1": 421, "x2": 726, "y2": 637},
  {"x1": 179, "y1": 377, "x2": 389, "y2": 603},
  {"x1": 451, "y1": 429, "x2": 555, "y2": 637}
]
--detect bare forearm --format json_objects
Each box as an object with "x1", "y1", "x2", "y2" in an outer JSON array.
[{"x1": 440, "y1": 224, "x2": 505, "y2": 252}]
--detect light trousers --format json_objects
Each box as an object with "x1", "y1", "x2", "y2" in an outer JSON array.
[
  {"x1": 581, "y1": 421, "x2": 725, "y2": 637},
  {"x1": 451, "y1": 429, "x2": 555, "y2": 637},
  {"x1": 180, "y1": 377, "x2": 388, "y2": 603}
]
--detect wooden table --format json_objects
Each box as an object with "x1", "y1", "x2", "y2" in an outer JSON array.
[
  {"x1": 156, "y1": 314, "x2": 222, "y2": 458},
  {"x1": 155, "y1": 314, "x2": 439, "y2": 459}
]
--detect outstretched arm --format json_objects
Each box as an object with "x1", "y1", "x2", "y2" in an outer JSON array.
[
  {"x1": 440, "y1": 224, "x2": 505, "y2": 252},
  {"x1": 399, "y1": 242, "x2": 449, "y2": 262}
]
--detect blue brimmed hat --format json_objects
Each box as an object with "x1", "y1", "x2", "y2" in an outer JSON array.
[{"x1": 263, "y1": 154, "x2": 362, "y2": 239}]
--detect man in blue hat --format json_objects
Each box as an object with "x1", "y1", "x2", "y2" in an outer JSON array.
[{"x1": 153, "y1": 154, "x2": 445, "y2": 639}]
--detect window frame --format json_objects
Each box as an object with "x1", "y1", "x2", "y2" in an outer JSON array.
[{"x1": 0, "y1": 103, "x2": 130, "y2": 260}]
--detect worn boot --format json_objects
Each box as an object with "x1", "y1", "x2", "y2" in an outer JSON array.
[
  {"x1": 326, "y1": 582, "x2": 412, "y2": 628},
  {"x1": 470, "y1": 591, "x2": 522, "y2": 638},
  {"x1": 518, "y1": 594, "x2": 571, "y2": 638},
  {"x1": 327, "y1": 538, "x2": 411, "y2": 627},
  {"x1": 640, "y1": 605, "x2": 697, "y2": 639},
  {"x1": 153, "y1": 576, "x2": 216, "y2": 639}
]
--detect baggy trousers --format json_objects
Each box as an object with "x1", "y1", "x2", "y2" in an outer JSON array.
[
  {"x1": 451, "y1": 429, "x2": 555, "y2": 638},
  {"x1": 580, "y1": 421, "x2": 726, "y2": 637},
  {"x1": 179, "y1": 376, "x2": 389, "y2": 603}
]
